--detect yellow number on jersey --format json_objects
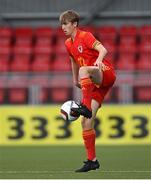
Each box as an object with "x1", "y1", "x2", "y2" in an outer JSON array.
[{"x1": 78, "y1": 57, "x2": 86, "y2": 66}]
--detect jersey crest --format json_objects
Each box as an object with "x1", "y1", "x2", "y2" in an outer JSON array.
[{"x1": 78, "y1": 45, "x2": 83, "y2": 53}]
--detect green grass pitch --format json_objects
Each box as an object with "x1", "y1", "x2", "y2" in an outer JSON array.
[{"x1": 0, "y1": 145, "x2": 151, "y2": 179}]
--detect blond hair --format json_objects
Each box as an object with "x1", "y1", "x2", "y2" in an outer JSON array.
[{"x1": 59, "y1": 10, "x2": 80, "y2": 26}]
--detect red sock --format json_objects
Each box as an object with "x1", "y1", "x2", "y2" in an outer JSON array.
[
  {"x1": 80, "y1": 78, "x2": 94, "y2": 111},
  {"x1": 83, "y1": 129, "x2": 96, "y2": 160}
]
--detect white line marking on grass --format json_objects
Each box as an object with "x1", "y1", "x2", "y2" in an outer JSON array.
[
  {"x1": 102, "y1": 170, "x2": 151, "y2": 173},
  {"x1": 0, "y1": 170, "x2": 151, "y2": 174},
  {"x1": 0, "y1": 170, "x2": 73, "y2": 174}
]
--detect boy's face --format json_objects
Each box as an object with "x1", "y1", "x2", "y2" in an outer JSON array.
[{"x1": 61, "y1": 21, "x2": 76, "y2": 36}]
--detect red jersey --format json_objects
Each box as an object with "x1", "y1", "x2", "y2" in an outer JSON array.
[
  {"x1": 65, "y1": 29, "x2": 116, "y2": 106},
  {"x1": 65, "y1": 29, "x2": 104, "y2": 67}
]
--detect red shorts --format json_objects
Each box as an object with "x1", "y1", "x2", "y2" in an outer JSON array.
[{"x1": 92, "y1": 61, "x2": 116, "y2": 106}]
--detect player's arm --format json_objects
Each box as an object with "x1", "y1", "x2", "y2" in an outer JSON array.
[
  {"x1": 65, "y1": 41, "x2": 80, "y2": 88},
  {"x1": 93, "y1": 42, "x2": 107, "y2": 69},
  {"x1": 70, "y1": 56, "x2": 81, "y2": 89},
  {"x1": 83, "y1": 32, "x2": 107, "y2": 69}
]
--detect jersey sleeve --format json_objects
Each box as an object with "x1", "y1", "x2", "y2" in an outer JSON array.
[{"x1": 83, "y1": 32, "x2": 101, "y2": 49}]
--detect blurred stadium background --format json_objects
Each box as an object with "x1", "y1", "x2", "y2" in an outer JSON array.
[{"x1": 0, "y1": 0, "x2": 151, "y2": 178}]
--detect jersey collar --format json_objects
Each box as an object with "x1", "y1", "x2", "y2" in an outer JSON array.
[{"x1": 71, "y1": 28, "x2": 81, "y2": 42}]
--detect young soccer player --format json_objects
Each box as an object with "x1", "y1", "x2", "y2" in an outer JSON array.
[{"x1": 59, "y1": 10, "x2": 116, "y2": 172}]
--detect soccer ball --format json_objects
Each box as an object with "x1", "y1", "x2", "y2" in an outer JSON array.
[{"x1": 60, "y1": 100, "x2": 80, "y2": 121}]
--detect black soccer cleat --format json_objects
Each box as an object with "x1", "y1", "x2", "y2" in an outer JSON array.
[
  {"x1": 70, "y1": 103, "x2": 92, "y2": 119},
  {"x1": 75, "y1": 159, "x2": 100, "y2": 172}
]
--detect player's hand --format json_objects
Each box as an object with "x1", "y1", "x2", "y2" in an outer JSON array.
[
  {"x1": 74, "y1": 82, "x2": 81, "y2": 89},
  {"x1": 94, "y1": 60, "x2": 103, "y2": 70}
]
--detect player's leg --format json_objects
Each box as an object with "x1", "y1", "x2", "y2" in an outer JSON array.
[
  {"x1": 75, "y1": 99, "x2": 100, "y2": 172},
  {"x1": 75, "y1": 65, "x2": 116, "y2": 172},
  {"x1": 81, "y1": 99, "x2": 99, "y2": 160},
  {"x1": 71, "y1": 66, "x2": 103, "y2": 118}
]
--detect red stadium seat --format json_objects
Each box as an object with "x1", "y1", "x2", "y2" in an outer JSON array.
[
  {"x1": 0, "y1": 77, "x2": 7, "y2": 103},
  {"x1": 135, "y1": 87, "x2": 151, "y2": 102},
  {"x1": 32, "y1": 58, "x2": 51, "y2": 72},
  {"x1": 118, "y1": 43, "x2": 137, "y2": 54},
  {"x1": 50, "y1": 77, "x2": 72, "y2": 103},
  {"x1": 33, "y1": 45, "x2": 53, "y2": 72},
  {"x1": 54, "y1": 28, "x2": 67, "y2": 54},
  {"x1": 102, "y1": 41, "x2": 117, "y2": 63},
  {"x1": 55, "y1": 27, "x2": 65, "y2": 38},
  {"x1": 119, "y1": 25, "x2": 137, "y2": 36},
  {"x1": 35, "y1": 27, "x2": 54, "y2": 46},
  {"x1": 119, "y1": 25, "x2": 137, "y2": 45},
  {"x1": 139, "y1": 41, "x2": 151, "y2": 53},
  {"x1": 0, "y1": 60, "x2": 10, "y2": 72},
  {"x1": 55, "y1": 43, "x2": 67, "y2": 54},
  {"x1": 51, "y1": 87, "x2": 71, "y2": 103},
  {"x1": 8, "y1": 76, "x2": 28, "y2": 104},
  {"x1": 0, "y1": 27, "x2": 13, "y2": 46},
  {"x1": 0, "y1": 45, "x2": 12, "y2": 59},
  {"x1": 13, "y1": 44, "x2": 32, "y2": 54},
  {"x1": 118, "y1": 43, "x2": 137, "y2": 67},
  {"x1": 0, "y1": 45, "x2": 12, "y2": 72},
  {"x1": 96, "y1": 26, "x2": 117, "y2": 43},
  {"x1": 13, "y1": 45, "x2": 32, "y2": 69},
  {"x1": 52, "y1": 53, "x2": 71, "y2": 71},
  {"x1": 138, "y1": 43, "x2": 151, "y2": 70},
  {"x1": 34, "y1": 44, "x2": 53, "y2": 56},
  {"x1": 139, "y1": 25, "x2": 151, "y2": 42},
  {"x1": 13, "y1": 45, "x2": 32, "y2": 60},
  {"x1": 34, "y1": 54, "x2": 53, "y2": 67},
  {"x1": 118, "y1": 53, "x2": 136, "y2": 62},
  {"x1": 136, "y1": 56, "x2": 151, "y2": 71},
  {"x1": 8, "y1": 88, "x2": 28, "y2": 104},
  {"x1": 15, "y1": 27, "x2": 33, "y2": 45},
  {"x1": 10, "y1": 57, "x2": 30, "y2": 72},
  {"x1": 116, "y1": 58, "x2": 136, "y2": 70}
]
